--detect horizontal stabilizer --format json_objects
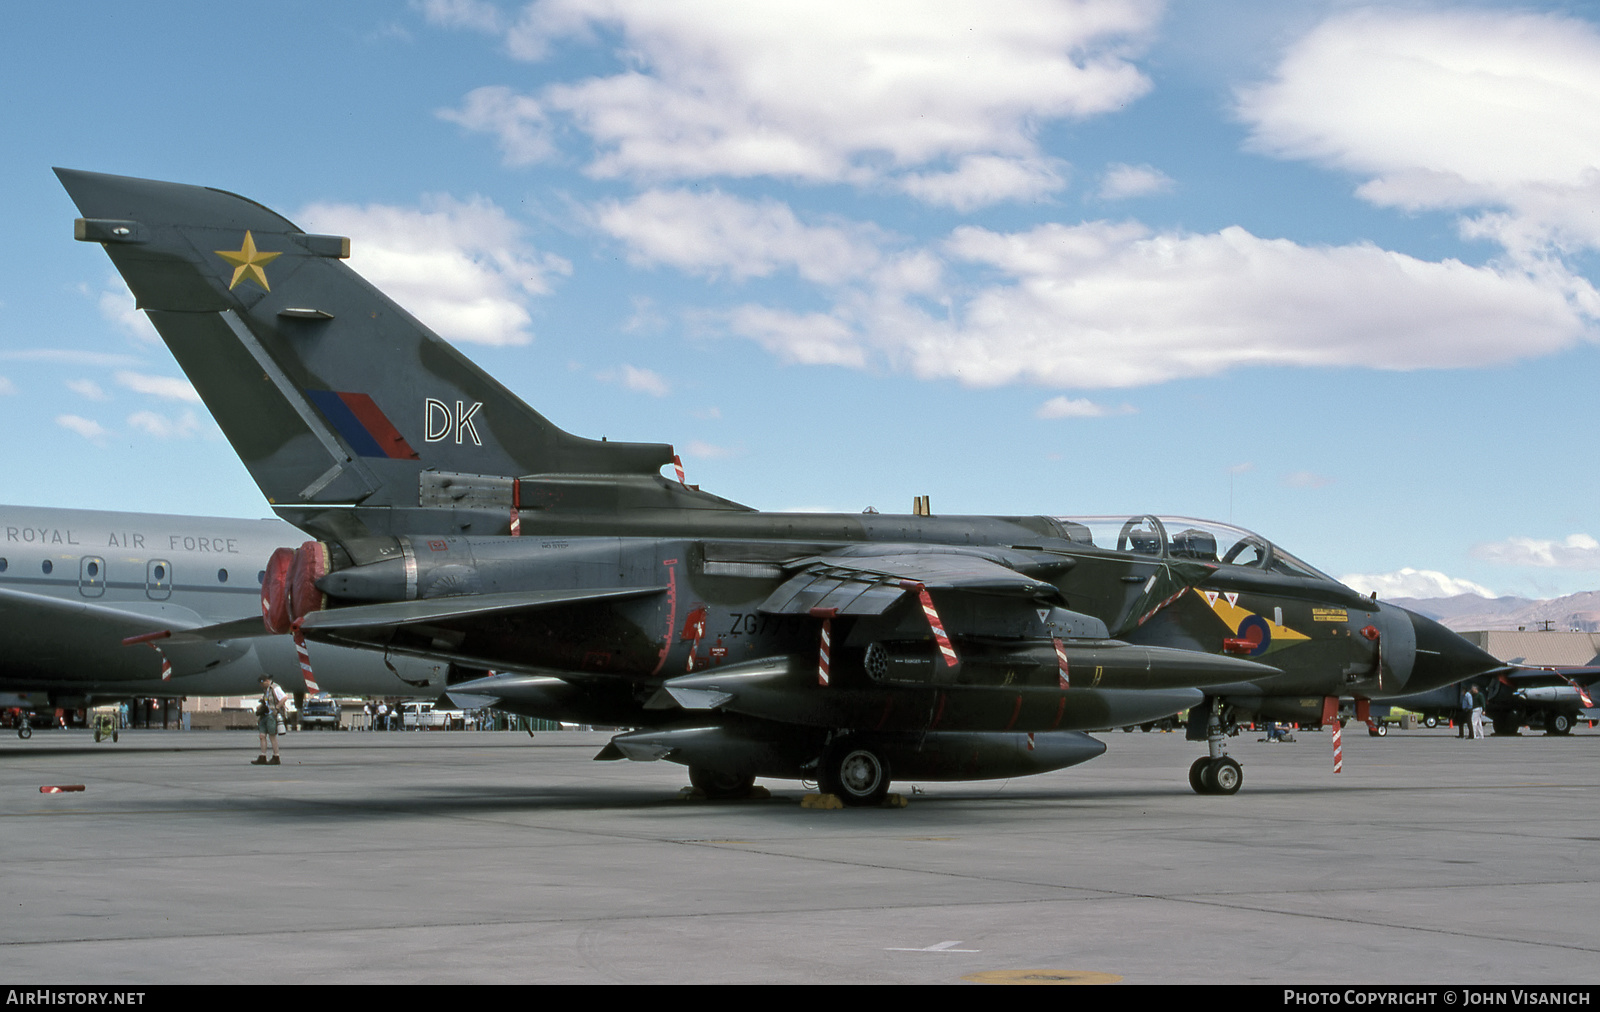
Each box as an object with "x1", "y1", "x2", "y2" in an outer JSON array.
[{"x1": 165, "y1": 615, "x2": 279, "y2": 643}]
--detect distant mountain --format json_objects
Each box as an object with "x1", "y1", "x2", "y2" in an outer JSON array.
[{"x1": 1387, "y1": 590, "x2": 1600, "y2": 633}]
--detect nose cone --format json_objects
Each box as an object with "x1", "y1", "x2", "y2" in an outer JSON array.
[{"x1": 1405, "y1": 609, "x2": 1505, "y2": 692}]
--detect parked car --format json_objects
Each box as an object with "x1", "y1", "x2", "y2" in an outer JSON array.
[
  {"x1": 301, "y1": 694, "x2": 341, "y2": 730},
  {"x1": 401, "y1": 701, "x2": 468, "y2": 730}
]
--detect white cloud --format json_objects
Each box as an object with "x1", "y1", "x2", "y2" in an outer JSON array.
[
  {"x1": 1340, "y1": 568, "x2": 1495, "y2": 600},
  {"x1": 1472, "y1": 534, "x2": 1600, "y2": 570},
  {"x1": 298, "y1": 194, "x2": 571, "y2": 346},
  {"x1": 90, "y1": 277, "x2": 160, "y2": 343},
  {"x1": 0, "y1": 349, "x2": 140, "y2": 367},
  {"x1": 416, "y1": 0, "x2": 504, "y2": 33},
  {"x1": 1035, "y1": 396, "x2": 1133, "y2": 419},
  {"x1": 0, "y1": 377, "x2": 15, "y2": 396},
  {"x1": 66, "y1": 379, "x2": 107, "y2": 401},
  {"x1": 601, "y1": 189, "x2": 1598, "y2": 389},
  {"x1": 115, "y1": 371, "x2": 200, "y2": 403},
  {"x1": 899, "y1": 156, "x2": 1068, "y2": 211},
  {"x1": 1098, "y1": 162, "x2": 1174, "y2": 200},
  {"x1": 595, "y1": 190, "x2": 882, "y2": 285},
  {"x1": 685, "y1": 439, "x2": 736, "y2": 459},
  {"x1": 436, "y1": 0, "x2": 1159, "y2": 207},
  {"x1": 725, "y1": 306, "x2": 866, "y2": 369},
  {"x1": 126, "y1": 410, "x2": 206, "y2": 439},
  {"x1": 597, "y1": 363, "x2": 670, "y2": 396},
  {"x1": 901, "y1": 221, "x2": 1599, "y2": 388},
  {"x1": 1282, "y1": 470, "x2": 1332, "y2": 489},
  {"x1": 438, "y1": 85, "x2": 553, "y2": 166},
  {"x1": 1239, "y1": 9, "x2": 1600, "y2": 257},
  {"x1": 56, "y1": 415, "x2": 108, "y2": 442}
]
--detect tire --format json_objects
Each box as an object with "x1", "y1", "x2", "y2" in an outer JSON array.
[
  {"x1": 820, "y1": 741, "x2": 890, "y2": 806},
  {"x1": 1209, "y1": 757, "x2": 1243, "y2": 795},
  {"x1": 1369, "y1": 723, "x2": 1387, "y2": 737},
  {"x1": 1188, "y1": 757, "x2": 1211, "y2": 795},
  {"x1": 94, "y1": 729, "x2": 101, "y2": 743},
  {"x1": 18, "y1": 726, "x2": 30, "y2": 739},
  {"x1": 1492, "y1": 714, "x2": 1520, "y2": 736},
  {"x1": 1549, "y1": 712, "x2": 1574, "y2": 735},
  {"x1": 688, "y1": 767, "x2": 756, "y2": 799},
  {"x1": 1423, "y1": 717, "x2": 1437, "y2": 729}
]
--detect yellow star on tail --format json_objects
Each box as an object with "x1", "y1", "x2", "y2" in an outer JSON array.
[{"x1": 215, "y1": 231, "x2": 282, "y2": 291}]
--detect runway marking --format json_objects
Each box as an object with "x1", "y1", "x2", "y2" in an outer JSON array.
[
  {"x1": 886, "y1": 940, "x2": 978, "y2": 952},
  {"x1": 962, "y1": 969, "x2": 1121, "y2": 985}
]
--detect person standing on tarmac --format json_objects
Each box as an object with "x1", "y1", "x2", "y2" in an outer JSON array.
[{"x1": 253, "y1": 675, "x2": 288, "y2": 765}]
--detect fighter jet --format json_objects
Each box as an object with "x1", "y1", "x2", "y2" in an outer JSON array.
[
  {"x1": 0, "y1": 503, "x2": 448, "y2": 713},
  {"x1": 57, "y1": 168, "x2": 1507, "y2": 801}
]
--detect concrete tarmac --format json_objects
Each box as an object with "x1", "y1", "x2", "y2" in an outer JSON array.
[{"x1": 3, "y1": 724, "x2": 1598, "y2": 985}]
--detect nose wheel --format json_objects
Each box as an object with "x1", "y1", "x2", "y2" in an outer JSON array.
[{"x1": 1188, "y1": 756, "x2": 1243, "y2": 795}]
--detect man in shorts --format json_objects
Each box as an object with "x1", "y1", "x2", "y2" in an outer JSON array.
[{"x1": 253, "y1": 675, "x2": 288, "y2": 765}]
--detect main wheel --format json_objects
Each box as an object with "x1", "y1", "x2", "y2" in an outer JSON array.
[
  {"x1": 820, "y1": 741, "x2": 890, "y2": 806},
  {"x1": 1548, "y1": 712, "x2": 1574, "y2": 735},
  {"x1": 1423, "y1": 716, "x2": 1438, "y2": 728},
  {"x1": 18, "y1": 725, "x2": 30, "y2": 739},
  {"x1": 1493, "y1": 714, "x2": 1520, "y2": 736},
  {"x1": 688, "y1": 766, "x2": 756, "y2": 799},
  {"x1": 1188, "y1": 757, "x2": 1212, "y2": 795},
  {"x1": 1208, "y1": 756, "x2": 1243, "y2": 795},
  {"x1": 1368, "y1": 723, "x2": 1387, "y2": 737}
]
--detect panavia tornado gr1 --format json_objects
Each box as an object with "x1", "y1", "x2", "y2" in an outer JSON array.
[{"x1": 57, "y1": 168, "x2": 1506, "y2": 803}]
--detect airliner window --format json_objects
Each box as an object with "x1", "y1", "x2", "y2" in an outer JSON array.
[
  {"x1": 0, "y1": 558, "x2": 8, "y2": 572},
  {"x1": 217, "y1": 568, "x2": 228, "y2": 583},
  {"x1": 42, "y1": 560, "x2": 52, "y2": 575},
  {"x1": 86, "y1": 561, "x2": 99, "y2": 578}
]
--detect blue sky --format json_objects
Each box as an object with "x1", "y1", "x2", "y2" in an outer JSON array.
[{"x1": 3, "y1": 0, "x2": 1599, "y2": 600}]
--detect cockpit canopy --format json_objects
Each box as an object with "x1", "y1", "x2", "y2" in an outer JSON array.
[{"x1": 1048, "y1": 515, "x2": 1332, "y2": 581}]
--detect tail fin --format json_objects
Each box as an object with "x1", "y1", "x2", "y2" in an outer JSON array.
[{"x1": 57, "y1": 168, "x2": 696, "y2": 530}]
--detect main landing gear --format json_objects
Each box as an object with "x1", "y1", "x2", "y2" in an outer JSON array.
[
  {"x1": 1189, "y1": 697, "x2": 1243, "y2": 796},
  {"x1": 818, "y1": 738, "x2": 891, "y2": 807}
]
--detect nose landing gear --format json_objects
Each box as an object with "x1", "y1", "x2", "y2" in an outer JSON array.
[{"x1": 1189, "y1": 698, "x2": 1243, "y2": 795}]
